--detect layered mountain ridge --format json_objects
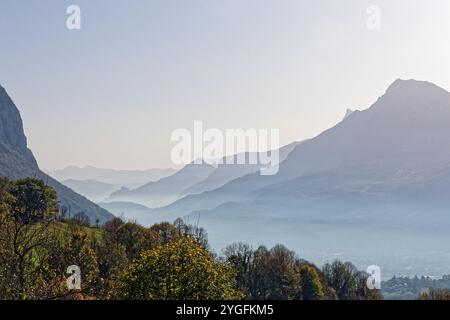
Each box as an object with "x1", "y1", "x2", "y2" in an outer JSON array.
[{"x1": 121, "y1": 80, "x2": 450, "y2": 274}]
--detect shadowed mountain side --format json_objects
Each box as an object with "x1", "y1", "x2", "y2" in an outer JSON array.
[
  {"x1": 147, "y1": 79, "x2": 450, "y2": 223},
  {"x1": 131, "y1": 80, "x2": 450, "y2": 277},
  {"x1": 0, "y1": 85, "x2": 113, "y2": 223},
  {"x1": 277, "y1": 79, "x2": 450, "y2": 178}
]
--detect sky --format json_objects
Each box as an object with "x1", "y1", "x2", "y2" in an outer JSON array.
[{"x1": 1, "y1": 0, "x2": 450, "y2": 170}]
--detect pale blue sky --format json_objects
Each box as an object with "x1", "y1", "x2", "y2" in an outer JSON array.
[{"x1": 1, "y1": 0, "x2": 449, "y2": 169}]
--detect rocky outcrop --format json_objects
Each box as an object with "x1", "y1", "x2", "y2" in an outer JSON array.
[{"x1": 0, "y1": 85, "x2": 113, "y2": 223}]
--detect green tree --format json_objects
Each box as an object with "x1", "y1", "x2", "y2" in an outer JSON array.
[
  {"x1": 93, "y1": 232, "x2": 129, "y2": 299},
  {"x1": 0, "y1": 178, "x2": 59, "y2": 299},
  {"x1": 298, "y1": 264, "x2": 324, "y2": 300},
  {"x1": 6, "y1": 178, "x2": 58, "y2": 224},
  {"x1": 120, "y1": 237, "x2": 241, "y2": 300},
  {"x1": 104, "y1": 219, "x2": 160, "y2": 261},
  {"x1": 248, "y1": 245, "x2": 300, "y2": 300},
  {"x1": 322, "y1": 260, "x2": 381, "y2": 300},
  {"x1": 46, "y1": 227, "x2": 100, "y2": 299}
]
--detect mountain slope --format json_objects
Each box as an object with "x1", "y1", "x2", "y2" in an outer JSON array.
[
  {"x1": 241, "y1": 79, "x2": 450, "y2": 217},
  {"x1": 181, "y1": 80, "x2": 450, "y2": 247},
  {"x1": 277, "y1": 79, "x2": 450, "y2": 178},
  {"x1": 0, "y1": 85, "x2": 113, "y2": 223},
  {"x1": 150, "y1": 79, "x2": 450, "y2": 222}
]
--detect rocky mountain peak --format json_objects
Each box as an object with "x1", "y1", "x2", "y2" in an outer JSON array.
[{"x1": 0, "y1": 85, "x2": 28, "y2": 149}]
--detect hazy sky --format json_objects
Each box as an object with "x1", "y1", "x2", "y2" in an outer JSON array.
[{"x1": 1, "y1": 0, "x2": 449, "y2": 170}]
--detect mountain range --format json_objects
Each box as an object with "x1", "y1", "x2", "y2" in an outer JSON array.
[
  {"x1": 202, "y1": 80, "x2": 450, "y2": 274},
  {"x1": 105, "y1": 141, "x2": 300, "y2": 208},
  {"x1": 48, "y1": 166, "x2": 176, "y2": 189},
  {"x1": 105, "y1": 79, "x2": 450, "y2": 231},
  {"x1": 103, "y1": 79, "x2": 450, "y2": 277},
  {"x1": 48, "y1": 166, "x2": 177, "y2": 203},
  {"x1": 3, "y1": 79, "x2": 450, "y2": 277},
  {"x1": 61, "y1": 179, "x2": 121, "y2": 203}
]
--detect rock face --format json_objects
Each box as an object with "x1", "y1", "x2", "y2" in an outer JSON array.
[
  {"x1": 0, "y1": 86, "x2": 37, "y2": 169},
  {"x1": 0, "y1": 85, "x2": 113, "y2": 223}
]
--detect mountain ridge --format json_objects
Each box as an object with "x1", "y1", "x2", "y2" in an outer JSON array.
[
  {"x1": 49, "y1": 165, "x2": 177, "y2": 188},
  {"x1": 158, "y1": 79, "x2": 450, "y2": 270},
  {"x1": 136, "y1": 80, "x2": 450, "y2": 234}
]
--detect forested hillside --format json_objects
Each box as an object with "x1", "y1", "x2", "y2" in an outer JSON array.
[{"x1": 0, "y1": 177, "x2": 385, "y2": 300}]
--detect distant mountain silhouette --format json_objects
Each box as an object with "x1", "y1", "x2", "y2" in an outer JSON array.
[
  {"x1": 49, "y1": 166, "x2": 176, "y2": 189},
  {"x1": 62, "y1": 179, "x2": 121, "y2": 202},
  {"x1": 106, "y1": 142, "x2": 300, "y2": 209},
  {"x1": 107, "y1": 163, "x2": 216, "y2": 208},
  {"x1": 180, "y1": 142, "x2": 300, "y2": 196},
  {"x1": 182, "y1": 79, "x2": 450, "y2": 222},
  {"x1": 0, "y1": 85, "x2": 113, "y2": 223},
  {"x1": 98, "y1": 201, "x2": 152, "y2": 222},
  {"x1": 145, "y1": 141, "x2": 301, "y2": 218},
  {"x1": 132, "y1": 80, "x2": 450, "y2": 271}
]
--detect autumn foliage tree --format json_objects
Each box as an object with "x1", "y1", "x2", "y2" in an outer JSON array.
[
  {"x1": 103, "y1": 218, "x2": 160, "y2": 261},
  {"x1": 120, "y1": 237, "x2": 241, "y2": 300},
  {"x1": 418, "y1": 288, "x2": 450, "y2": 300},
  {"x1": 0, "y1": 178, "x2": 385, "y2": 301}
]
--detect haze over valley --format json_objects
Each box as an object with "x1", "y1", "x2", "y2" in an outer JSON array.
[
  {"x1": 2, "y1": 0, "x2": 450, "y2": 286},
  {"x1": 21, "y1": 79, "x2": 450, "y2": 278}
]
